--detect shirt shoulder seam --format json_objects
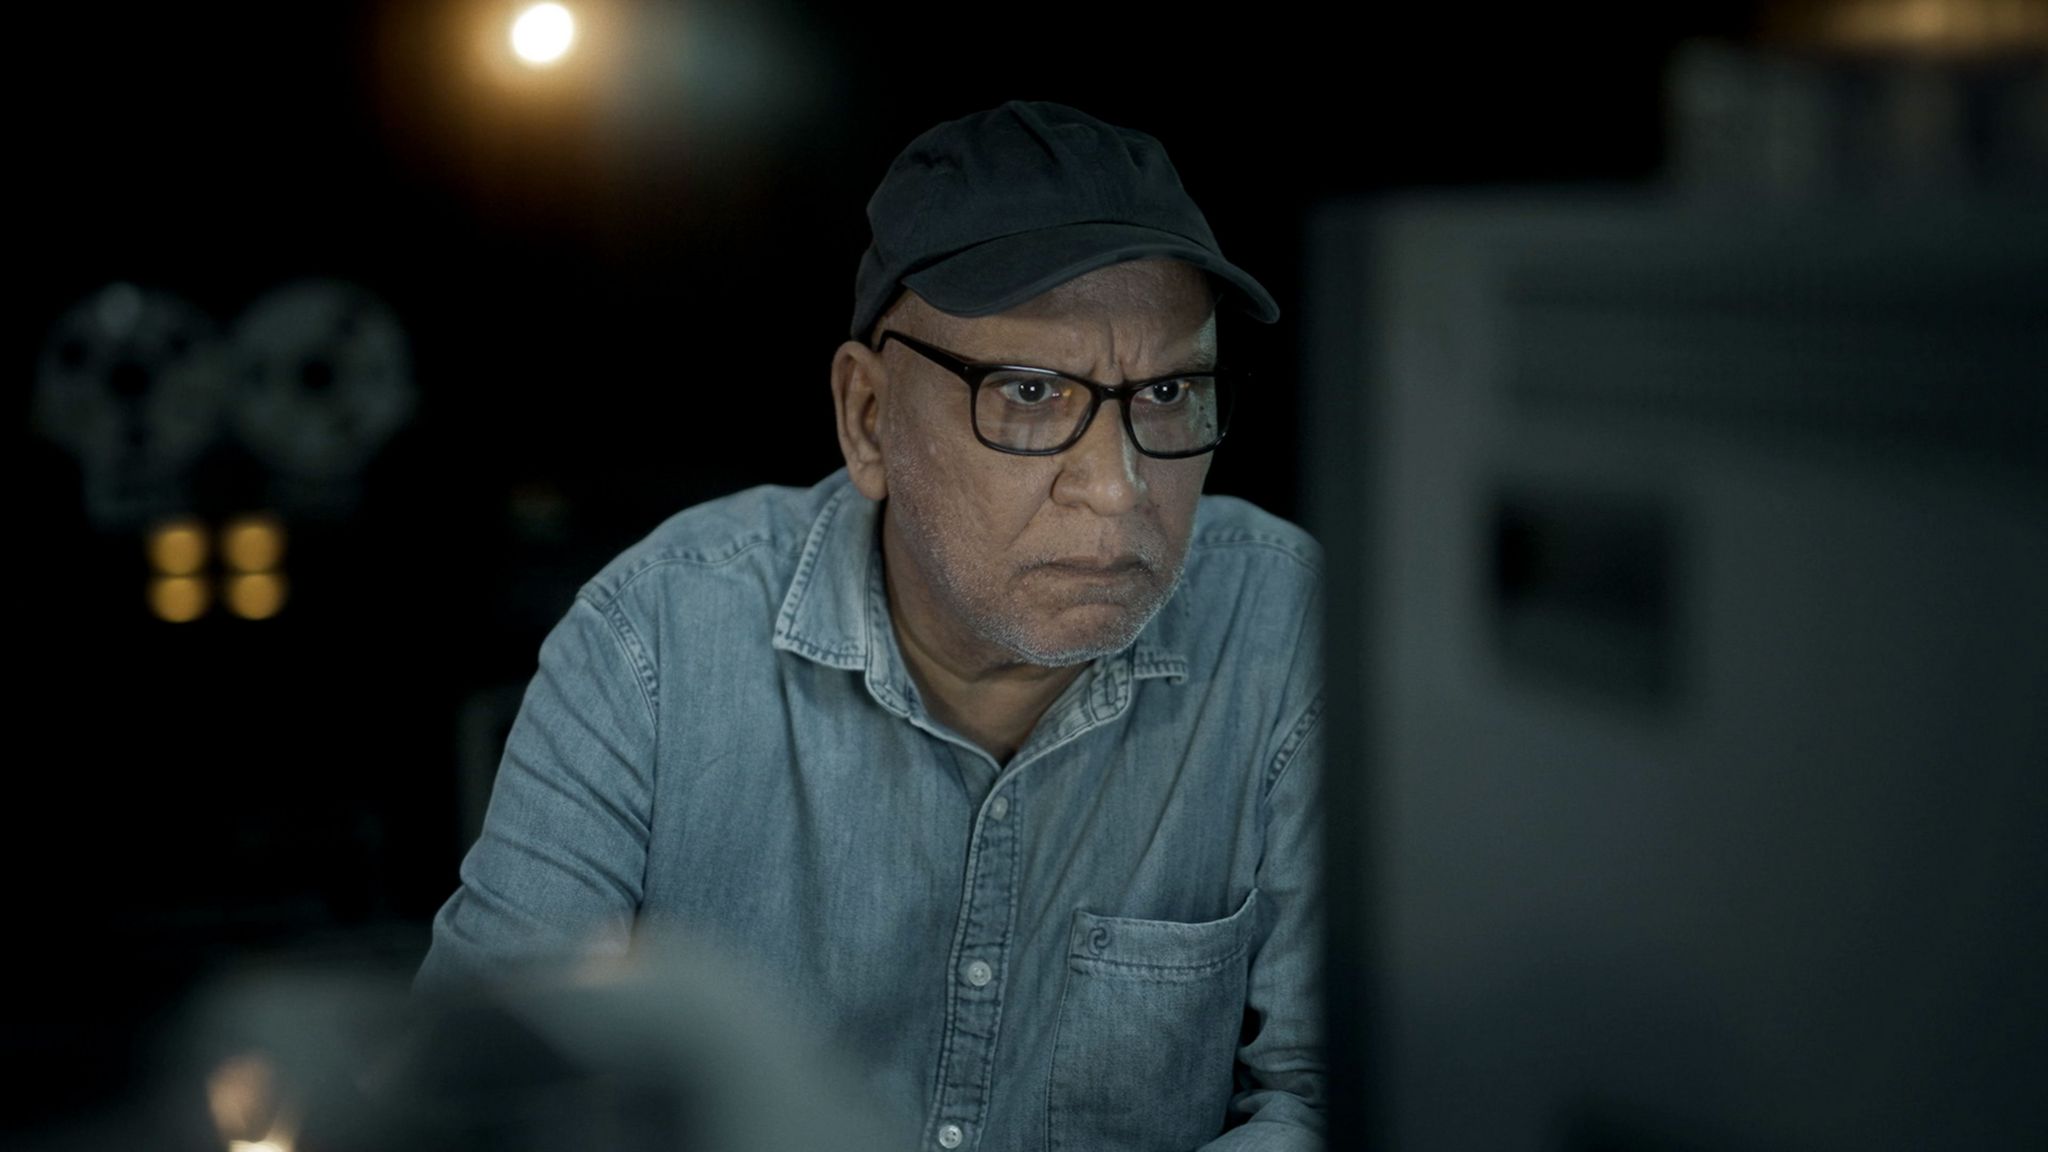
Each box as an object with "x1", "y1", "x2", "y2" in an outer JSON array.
[
  {"x1": 1263, "y1": 691, "x2": 1325, "y2": 801},
  {"x1": 577, "y1": 590, "x2": 662, "y2": 732},
  {"x1": 582, "y1": 533, "x2": 778, "y2": 614},
  {"x1": 1190, "y1": 529, "x2": 1324, "y2": 578}
]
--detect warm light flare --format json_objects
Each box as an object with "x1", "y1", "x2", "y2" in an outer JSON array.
[
  {"x1": 1778, "y1": 0, "x2": 2048, "y2": 54},
  {"x1": 227, "y1": 573, "x2": 288, "y2": 621},
  {"x1": 222, "y1": 514, "x2": 286, "y2": 573},
  {"x1": 511, "y1": 3, "x2": 577, "y2": 66},
  {"x1": 207, "y1": 1055, "x2": 279, "y2": 1142},
  {"x1": 149, "y1": 575, "x2": 211, "y2": 622},
  {"x1": 148, "y1": 518, "x2": 209, "y2": 577}
]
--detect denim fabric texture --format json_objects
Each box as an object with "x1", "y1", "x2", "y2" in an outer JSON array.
[{"x1": 419, "y1": 468, "x2": 1326, "y2": 1152}]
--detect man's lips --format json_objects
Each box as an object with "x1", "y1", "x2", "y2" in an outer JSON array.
[
  {"x1": 1037, "y1": 558, "x2": 1148, "y2": 575},
  {"x1": 1030, "y1": 557, "x2": 1156, "y2": 606}
]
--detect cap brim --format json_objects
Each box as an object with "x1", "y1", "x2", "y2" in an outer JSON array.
[{"x1": 899, "y1": 221, "x2": 1279, "y2": 327}]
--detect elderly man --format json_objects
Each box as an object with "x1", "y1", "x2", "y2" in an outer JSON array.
[{"x1": 419, "y1": 100, "x2": 1324, "y2": 1152}]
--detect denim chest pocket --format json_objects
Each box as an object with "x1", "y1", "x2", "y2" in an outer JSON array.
[{"x1": 1045, "y1": 887, "x2": 1260, "y2": 1152}]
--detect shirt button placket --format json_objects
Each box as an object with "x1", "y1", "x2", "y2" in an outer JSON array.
[{"x1": 929, "y1": 778, "x2": 1018, "y2": 1152}]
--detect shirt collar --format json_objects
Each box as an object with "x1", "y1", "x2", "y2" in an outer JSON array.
[{"x1": 771, "y1": 471, "x2": 1191, "y2": 707}]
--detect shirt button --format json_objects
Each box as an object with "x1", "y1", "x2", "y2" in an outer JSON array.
[
  {"x1": 988, "y1": 795, "x2": 1009, "y2": 820},
  {"x1": 963, "y1": 959, "x2": 992, "y2": 987},
  {"x1": 937, "y1": 1123, "x2": 964, "y2": 1148}
]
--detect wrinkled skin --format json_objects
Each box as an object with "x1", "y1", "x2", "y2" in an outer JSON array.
[{"x1": 831, "y1": 258, "x2": 1218, "y2": 760}]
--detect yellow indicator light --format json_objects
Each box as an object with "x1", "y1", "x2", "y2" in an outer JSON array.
[
  {"x1": 511, "y1": 3, "x2": 576, "y2": 66},
  {"x1": 227, "y1": 573, "x2": 288, "y2": 621},
  {"x1": 222, "y1": 514, "x2": 286, "y2": 573},
  {"x1": 148, "y1": 518, "x2": 210, "y2": 576},
  {"x1": 149, "y1": 575, "x2": 211, "y2": 623}
]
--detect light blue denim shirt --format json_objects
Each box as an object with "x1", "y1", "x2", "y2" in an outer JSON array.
[{"x1": 420, "y1": 468, "x2": 1325, "y2": 1152}]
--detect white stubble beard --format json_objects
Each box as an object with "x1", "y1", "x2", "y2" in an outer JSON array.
[{"x1": 884, "y1": 462, "x2": 1187, "y2": 671}]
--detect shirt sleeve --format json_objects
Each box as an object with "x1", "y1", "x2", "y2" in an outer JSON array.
[
  {"x1": 1200, "y1": 693, "x2": 1328, "y2": 1151},
  {"x1": 415, "y1": 592, "x2": 659, "y2": 994}
]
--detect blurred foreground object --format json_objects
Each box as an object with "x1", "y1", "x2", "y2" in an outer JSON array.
[
  {"x1": 36, "y1": 932, "x2": 900, "y2": 1152},
  {"x1": 1306, "y1": 31, "x2": 2045, "y2": 1152}
]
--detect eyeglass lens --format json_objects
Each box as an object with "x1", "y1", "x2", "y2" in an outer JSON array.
[{"x1": 974, "y1": 371, "x2": 1225, "y2": 455}]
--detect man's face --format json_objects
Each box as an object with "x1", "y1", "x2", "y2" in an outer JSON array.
[{"x1": 872, "y1": 258, "x2": 1218, "y2": 669}]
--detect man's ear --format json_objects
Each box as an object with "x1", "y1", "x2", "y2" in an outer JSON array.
[{"x1": 831, "y1": 340, "x2": 889, "y2": 501}]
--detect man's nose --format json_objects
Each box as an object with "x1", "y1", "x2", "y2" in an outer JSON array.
[{"x1": 1051, "y1": 397, "x2": 1143, "y2": 515}]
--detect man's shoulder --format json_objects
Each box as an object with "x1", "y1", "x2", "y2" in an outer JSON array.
[
  {"x1": 575, "y1": 471, "x2": 852, "y2": 614},
  {"x1": 1165, "y1": 495, "x2": 1323, "y2": 734},
  {"x1": 1169, "y1": 495, "x2": 1323, "y2": 659},
  {"x1": 1187, "y1": 494, "x2": 1323, "y2": 580}
]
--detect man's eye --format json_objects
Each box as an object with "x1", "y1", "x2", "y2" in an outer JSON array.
[
  {"x1": 1143, "y1": 379, "x2": 1189, "y2": 406},
  {"x1": 995, "y1": 377, "x2": 1062, "y2": 405}
]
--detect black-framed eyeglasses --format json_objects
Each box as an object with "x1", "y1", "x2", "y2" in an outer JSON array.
[{"x1": 874, "y1": 329, "x2": 1237, "y2": 459}]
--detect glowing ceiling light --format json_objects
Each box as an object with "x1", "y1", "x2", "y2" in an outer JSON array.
[{"x1": 511, "y1": 3, "x2": 577, "y2": 67}]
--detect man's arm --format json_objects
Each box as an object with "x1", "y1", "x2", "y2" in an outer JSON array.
[
  {"x1": 416, "y1": 592, "x2": 658, "y2": 993},
  {"x1": 1201, "y1": 697, "x2": 1327, "y2": 1151}
]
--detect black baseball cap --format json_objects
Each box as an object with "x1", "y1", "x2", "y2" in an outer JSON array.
[{"x1": 851, "y1": 100, "x2": 1279, "y2": 341}]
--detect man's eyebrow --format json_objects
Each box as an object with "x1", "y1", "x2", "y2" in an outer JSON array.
[
  {"x1": 958, "y1": 337, "x2": 1217, "y2": 376},
  {"x1": 970, "y1": 351, "x2": 1218, "y2": 375},
  {"x1": 1149, "y1": 348, "x2": 1219, "y2": 375},
  {"x1": 1097, "y1": 349, "x2": 1220, "y2": 381},
  {"x1": 1065, "y1": 356, "x2": 1219, "y2": 382}
]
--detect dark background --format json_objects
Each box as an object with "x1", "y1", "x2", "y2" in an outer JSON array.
[{"x1": 17, "y1": 0, "x2": 1756, "y2": 1136}]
